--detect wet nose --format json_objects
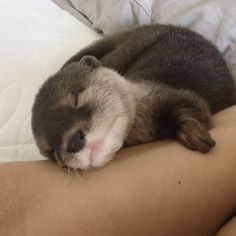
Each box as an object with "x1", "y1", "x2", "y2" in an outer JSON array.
[{"x1": 67, "y1": 130, "x2": 85, "y2": 153}]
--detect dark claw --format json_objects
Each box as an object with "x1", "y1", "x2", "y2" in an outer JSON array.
[
  {"x1": 209, "y1": 140, "x2": 216, "y2": 147},
  {"x1": 177, "y1": 122, "x2": 216, "y2": 154}
]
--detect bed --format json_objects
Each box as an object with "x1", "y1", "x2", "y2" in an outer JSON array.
[
  {"x1": 0, "y1": 0, "x2": 235, "y2": 163},
  {"x1": 0, "y1": 0, "x2": 100, "y2": 162},
  {"x1": 55, "y1": 0, "x2": 236, "y2": 82}
]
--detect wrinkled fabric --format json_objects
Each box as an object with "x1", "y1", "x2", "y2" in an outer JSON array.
[{"x1": 70, "y1": 0, "x2": 236, "y2": 81}]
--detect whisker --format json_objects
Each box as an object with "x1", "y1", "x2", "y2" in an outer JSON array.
[
  {"x1": 75, "y1": 169, "x2": 80, "y2": 178},
  {"x1": 80, "y1": 168, "x2": 89, "y2": 179},
  {"x1": 62, "y1": 167, "x2": 73, "y2": 189},
  {"x1": 75, "y1": 158, "x2": 88, "y2": 179}
]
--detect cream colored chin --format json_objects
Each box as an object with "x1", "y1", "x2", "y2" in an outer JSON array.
[
  {"x1": 63, "y1": 116, "x2": 128, "y2": 170},
  {"x1": 64, "y1": 133, "x2": 124, "y2": 170},
  {"x1": 63, "y1": 146, "x2": 117, "y2": 170}
]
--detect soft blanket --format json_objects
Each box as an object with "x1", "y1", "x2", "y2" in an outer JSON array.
[{"x1": 70, "y1": 0, "x2": 236, "y2": 82}]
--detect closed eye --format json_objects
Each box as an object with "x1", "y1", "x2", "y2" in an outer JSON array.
[
  {"x1": 76, "y1": 104, "x2": 93, "y2": 120},
  {"x1": 74, "y1": 94, "x2": 78, "y2": 108}
]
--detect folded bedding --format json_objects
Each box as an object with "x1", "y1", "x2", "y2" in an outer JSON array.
[
  {"x1": 0, "y1": 0, "x2": 100, "y2": 162},
  {"x1": 70, "y1": 0, "x2": 236, "y2": 83}
]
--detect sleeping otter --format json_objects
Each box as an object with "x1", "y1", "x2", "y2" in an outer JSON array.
[{"x1": 31, "y1": 24, "x2": 235, "y2": 170}]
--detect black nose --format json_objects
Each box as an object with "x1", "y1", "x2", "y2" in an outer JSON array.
[{"x1": 67, "y1": 130, "x2": 85, "y2": 153}]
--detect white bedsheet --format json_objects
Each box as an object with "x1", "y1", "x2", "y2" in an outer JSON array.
[{"x1": 0, "y1": 0, "x2": 100, "y2": 162}]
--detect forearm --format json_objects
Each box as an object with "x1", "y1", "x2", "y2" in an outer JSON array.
[{"x1": 1, "y1": 106, "x2": 236, "y2": 236}]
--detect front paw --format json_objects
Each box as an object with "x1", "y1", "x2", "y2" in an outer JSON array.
[{"x1": 177, "y1": 120, "x2": 216, "y2": 153}]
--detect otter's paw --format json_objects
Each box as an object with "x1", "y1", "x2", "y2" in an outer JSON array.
[{"x1": 177, "y1": 120, "x2": 216, "y2": 153}]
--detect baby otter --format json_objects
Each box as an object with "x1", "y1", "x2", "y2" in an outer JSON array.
[{"x1": 32, "y1": 24, "x2": 235, "y2": 170}]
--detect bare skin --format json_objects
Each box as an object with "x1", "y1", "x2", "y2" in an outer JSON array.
[
  {"x1": 0, "y1": 106, "x2": 236, "y2": 236},
  {"x1": 216, "y1": 217, "x2": 236, "y2": 236}
]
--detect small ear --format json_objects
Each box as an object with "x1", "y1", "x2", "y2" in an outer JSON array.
[{"x1": 79, "y1": 55, "x2": 101, "y2": 68}]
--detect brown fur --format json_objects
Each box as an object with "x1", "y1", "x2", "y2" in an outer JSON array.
[{"x1": 32, "y1": 24, "x2": 235, "y2": 167}]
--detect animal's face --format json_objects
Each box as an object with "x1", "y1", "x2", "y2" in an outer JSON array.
[{"x1": 32, "y1": 56, "x2": 129, "y2": 170}]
